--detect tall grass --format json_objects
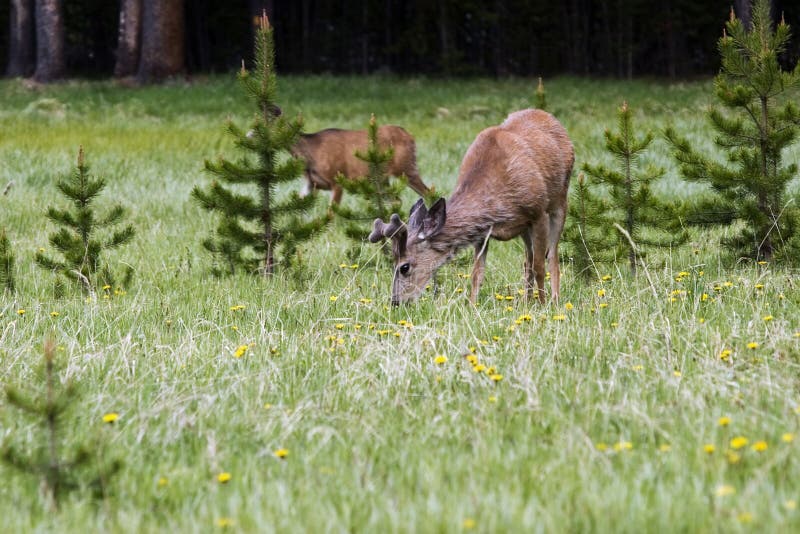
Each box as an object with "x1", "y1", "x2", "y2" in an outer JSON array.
[{"x1": 0, "y1": 76, "x2": 799, "y2": 532}]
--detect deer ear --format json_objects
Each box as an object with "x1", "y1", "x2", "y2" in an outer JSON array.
[
  {"x1": 407, "y1": 198, "x2": 428, "y2": 232},
  {"x1": 423, "y1": 198, "x2": 446, "y2": 239}
]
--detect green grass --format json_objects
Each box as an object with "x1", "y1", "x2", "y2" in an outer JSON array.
[{"x1": 1, "y1": 75, "x2": 799, "y2": 532}]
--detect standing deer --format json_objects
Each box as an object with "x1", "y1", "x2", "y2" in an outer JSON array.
[
  {"x1": 369, "y1": 109, "x2": 574, "y2": 305},
  {"x1": 291, "y1": 125, "x2": 431, "y2": 204}
]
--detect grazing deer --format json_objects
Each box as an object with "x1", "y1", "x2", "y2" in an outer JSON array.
[
  {"x1": 291, "y1": 125, "x2": 431, "y2": 204},
  {"x1": 369, "y1": 109, "x2": 574, "y2": 305}
]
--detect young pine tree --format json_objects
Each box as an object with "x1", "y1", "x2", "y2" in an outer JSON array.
[
  {"x1": 192, "y1": 14, "x2": 327, "y2": 275},
  {"x1": 582, "y1": 101, "x2": 686, "y2": 274},
  {"x1": 666, "y1": 0, "x2": 800, "y2": 261},
  {"x1": 35, "y1": 147, "x2": 135, "y2": 292},
  {"x1": 562, "y1": 173, "x2": 617, "y2": 278},
  {"x1": 332, "y1": 114, "x2": 407, "y2": 248},
  {"x1": 535, "y1": 77, "x2": 547, "y2": 110},
  {"x1": 0, "y1": 227, "x2": 14, "y2": 292},
  {"x1": 2, "y1": 340, "x2": 122, "y2": 509}
]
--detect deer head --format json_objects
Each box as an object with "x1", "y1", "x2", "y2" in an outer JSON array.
[{"x1": 369, "y1": 198, "x2": 448, "y2": 305}]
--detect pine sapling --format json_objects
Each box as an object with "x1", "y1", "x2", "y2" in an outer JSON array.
[
  {"x1": 666, "y1": 0, "x2": 800, "y2": 261},
  {"x1": 583, "y1": 101, "x2": 686, "y2": 274},
  {"x1": 562, "y1": 173, "x2": 616, "y2": 278},
  {"x1": 35, "y1": 147, "x2": 135, "y2": 292},
  {"x1": 0, "y1": 227, "x2": 15, "y2": 292},
  {"x1": 1, "y1": 340, "x2": 122, "y2": 509},
  {"x1": 535, "y1": 77, "x2": 547, "y2": 110},
  {"x1": 192, "y1": 14, "x2": 328, "y2": 275},
  {"x1": 333, "y1": 114, "x2": 407, "y2": 251}
]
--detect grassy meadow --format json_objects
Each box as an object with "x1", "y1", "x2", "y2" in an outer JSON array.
[{"x1": 1, "y1": 75, "x2": 800, "y2": 532}]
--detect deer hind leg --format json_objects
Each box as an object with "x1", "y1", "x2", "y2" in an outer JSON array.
[
  {"x1": 521, "y1": 230, "x2": 535, "y2": 298},
  {"x1": 470, "y1": 241, "x2": 489, "y2": 304},
  {"x1": 547, "y1": 206, "x2": 567, "y2": 303},
  {"x1": 532, "y1": 218, "x2": 549, "y2": 304}
]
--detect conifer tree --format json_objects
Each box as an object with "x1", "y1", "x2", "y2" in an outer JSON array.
[
  {"x1": 582, "y1": 101, "x2": 686, "y2": 274},
  {"x1": 192, "y1": 14, "x2": 327, "y2": 275},
  {"x1": 562, "y1": 173, "x2": 616, "y2": 278},
  {"x1": 535, "y1": 77, "x2": 547, "y2": 110},
  {"x1": 35, "y1": 147, "x2": 135, "y2": 291},
  {"x1": 666, "y1": 0, "x2": 800, "y2": 261},
  {"x1": 1, "y1": 340, "x2": 122, "y2": 508},
  {"x1": 0, "y1": 228, "x2": 14, "y2": 292},
  {"x1": 332, "y1": 114, "x2": 407, "y2": 249}
]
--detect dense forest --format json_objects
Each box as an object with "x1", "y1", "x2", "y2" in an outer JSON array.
[{"x1": 2, "y1": 0, "x2": 799, "y2": 81}]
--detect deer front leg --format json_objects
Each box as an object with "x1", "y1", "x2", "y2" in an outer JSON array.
[
  {"x1": 330, "y1": 184, "x2": 343, "y2": 205},
  {"x1": 532, "y1": 219, "x2": 548, "y2": 304},
  {"x1": 470, "y1": 241, "x2": 489, "y2": 304}
]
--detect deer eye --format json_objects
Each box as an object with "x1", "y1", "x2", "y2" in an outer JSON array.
[{"x1": 399, "y1": 263, "x2": 411, "y2": 276}]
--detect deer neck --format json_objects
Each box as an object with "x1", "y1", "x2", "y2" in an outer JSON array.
[{"x1": 431, "y1": 199, "x2": 493, "y2": 255}]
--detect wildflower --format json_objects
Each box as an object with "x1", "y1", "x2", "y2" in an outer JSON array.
[
  {"x1": 335, "y1": 323, "x2": 345, "y2": 330},
  {"x1": 517, "y1": 314, "x2": 532, "y2": 322},
  {"x1": 610, "y1": 322, "x2": 619, "y2": 327},
  {"x1": 490, "y1": 374, "x2": 503, "y2": 382},
  {"x1": 613, "y1": 441, "x2": 633, "y2": 452},
  {"x1": 782, "y1": 433, "x2": 794, "y2": 443},
  {"x1": 231, "y1": 325, "x2": 238, "y2": 331},
  {"x1": 698, "y1": 318, "x2": 705, "y2": 324},
  {"x1": 50, "y1": 311, "x2": 60, "y2": 317},
  {"x1": 17, "y1": 309, "x2": 25, "y2": 316},
  {"x1": 730, "y1": 436, "x2": 749, "y2": 450},
  {"x1": 755, "y1": 283, "x2": 764, "y2": 290},
  {"x1": 434, "y1": 355, "x2": 448, "y2": 365},
  {"x1": 659, "y1": 444, "x2": 671, "y2": 453},
  {"x1": 329, "y1": 296, "x2": 338, "y2": 302},
  {"x1": 350, "y1": 263, "x2": 358, "y2": 269},
  {"x1": 631, "y1": 365, "x2": 643, "y2": 371},
  {"x1": 102, "y1": 412, "x2": 119, "y2": 424},
  {"x1": 233, "y1": 345, "x2": 249, "y2": 358},
  {"x1": 465, "y1": 354, "x2": 478, "y2": 364},
  {"x1": 763, "y1": 315, "x2": 773, "y2": 322},
  {"x1": 713, "y1": 285, "x2": 722, "y2": 292},
  {"x1": 757, "y1": 261, "x2": 767, "y2": 266},
  {"x1": 216, "y1": 518, "x2": 235, "y2": 528},
  {"x1": 701, "y1": 293, "x2": 709, "y2": 302},
  {"x1": 157, "y1": 477, "x2": 169, "y2": 487},
  {"x1": 102, "y1": 284, "x2": 112, "y2": 291},
  {"x1": 492, "y1": 335, "x2": 501, "y2": 342},
  {"x1": 673, "y1": 371, "x2": 682, "y2": 377},
  {"x1": 217, "y1": 472, "x2": 232, "y2": 484},
  {"x1": 724, "y1": 281, "x2": 733, "y2": 287},
  {"x1": 718, "y1": 416, "x2": 731, "y2": 427},
  {"x1": 359, "y1": 298, "x2": 372, "y2": 304},
  {"x1": 598, "y1": 303, "x2": 608, "y2": 309},
  {"x1": 737, "y1": 512, "x2": 753, "y2": 524},
  {"x1": 719, "y1": 349, "x2": 732, "y2": 361},
  {"x1": 565, "y1": 301, "x2": 574, "y2": 310},
  {"x1": 785, "y1": 500, "x2": 797, "y2": 510},
  {"x1": 339, "y1": 263, "x2": 348, "y2": 268},
  {"x1": 229, "y1": 305, "x2": 246, "y2": 311},
  {"x1": 704, "y1": 444, "x2": 716, "y2": 454},
  {"x1": 746, "y1": 342, "x2": 759, "y2": 350},
  {"x1": 263, "y1": 403, "x2": 272, "y2": 410},
  {"x1": 597, "y1": 289, "x2": 606, "y2": 297},
  {"x1": 715, "y1": 484, "x2": 736, "y2": 497},
  {"x1": 462, "y1": 518, "x2": 476, "y2": 529},
  {"x1": 602, "y1": 274, "x2": 612, "y2": 281},
  {"x1": 596, "y1": 442, "x2": 608, "y2": 451},
  {"x1": 473, "y1": 364, "x2": 486, "y2": 373},
  {"x1": 488, "y1": 396, "x2": 497, "y2": 403},
  {"x1": 552, "y1": 314, "x2": 566, "y2": 321},
  {"x1": 274, "y1": 448, "x2": 289, "y2": 459},
  {"x1": 726, "y1": 451, "x2": 741, "y2": 464},
  {"x1": 751, "y1": 440, "x2": 768, "y2": 452}
]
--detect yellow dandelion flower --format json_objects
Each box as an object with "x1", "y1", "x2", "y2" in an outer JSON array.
[
  {"x1": 274, "y1": 448, "x2": 289, "y2": 459},
  {"x1": 473, "y1": 364, "x2": 486, "y2": 373},
  {"x1": 782, "y1": 433, "x2": 794, "y2": 443},
  {"x1": 673, "y1": 371, "x2": 682, "y2": 377},
  {"x1": 492, "y1": 335, "x2": 501, "y2": 342},
  {"x1": 517, "y1": 314, "x2": 532, "y2": 322},
  {"x1": 763, "y1": 315, "x2": 773, "y2": 322},
  {"x1": 746, "y1": 342, "x2": 759, "y2": 350},
  {"x1": 659, "y1": 444, "x2": 671, "y2": 453},
  {"x1": 17, "y1": 309, "x2": 25, "y2": 316},
  {"x1": 490, "y1": 374, "x2": 503, "y2": 382},
  {"x1": 434, "y1": 355, "x2": 448, "y2": 365},
  {"x1": 596, "y1": 442, "x2": 608, "y2": 451},
  {"x1": 102, "y1": 284, "x2": 112, "y2": 290},
  {"x1": 217, "y1": 472, "x2": 232, "y2": 484},
  {"x1": 701, "y1": 293, "x2": 709, "y2": 302},
  {"x1": 724, "y1": 281, "x2": 733, "y2": 287},
  {"x1": 718, "y1": 416, "x2": 731, "y2": 427},
  {"x1": 755, "y1": 283, "x2": 764, "y2": 290},
  {"x1": 785, "y1": 500, "x2": 797, "y2": 510},
  {"x1": 598, "y1": 303, "x2": 608, "y2": 309},
  {"x1": 50, "y1": 311, "x2": 60, "y2": 317},
  {"x1": 698, "y1": 318, "x2": 705, "y2": 324},
  {"x1": 704, "y1": 444, "x2": 716, "y2": 454},
  {"x1": 719, "y1": 349, "x2": 732, "y2": 361},
  {"x1": 157, "y1": 477, "x2": 169, "y2": 487},
  {"x1": 631, "y1": 365, "x2": 643, "y2": 371},
  {"x1": 597, "y1": 289, "x2": 606, "y2": 297},
  {"x1": 737, "y1": 512, "x2": 753, "y2": 524},
  {"x1": 751, "y1": 440, "x2": 768, "y2": 452},
  {"x1": 726, "y1": 451, "x2": 741, "y2": 464},
  {"x1": 730, "y1": 436, "x2": 749, "y2": 450},
  {"x1": 216, "y1": 518, "x2": 235, "y2": 528},
  {"x1": 465, "y1": 354, "x2": 478, "y2": 364},
  {"x1": 488, "y1": 396, "x2": 497, "y2": 403},
  {"x1": 233, "y1": 345, "x2": 248, "y2": 358},
  {"x1": 601, "y1": 275, "x2": 612, "y2": 281},
  {"x1": 335, "y1": 323, "x2": 345, "y2": 330},
  {"x1": 350, "y1": 263, "x2": 358, "y2": 269},
  {"x1": 504, "y1": 305, "x2": 512, "y2": 311},
  {"x1": 613, "y1": 441, "x2": 633, "y2": 452},
  {"x1": 495, "y1": 293, "x2": 504, "y2": 301},
  {"x1": 564, "y1": 301, "x2": 574, "y2": 310},
  {"x1": 715, "y1": 484, "x2": 736, "y2": 497},
  {"x1": 263, "y1": 403, "x2": 272, "y2": 410},
  {"x1": 329, "y1": 295, "x2": 338, "y2": 302},
  {"x1": 610, "y1": 322, "x2": 619, "y2": 327},
  {"x1": 552, "y1": 314, "x2": 566, "y2": 321},
  {"x1": 102, "y1": 412, "x2": 119, "y2": 424},
  {"x1": 231, "y1": 325, "x2": 239, "y2": 331},
  {"x1": 462, "y1": 518, "x2": 476, "y2": 529}
]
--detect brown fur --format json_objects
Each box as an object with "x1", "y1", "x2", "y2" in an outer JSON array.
[
  {"x1": 371, "y1": 109, "x2": 574, "y2": 305},
  {"x1": 292, "y1": 125, "x2": 430, "y2": 204}
]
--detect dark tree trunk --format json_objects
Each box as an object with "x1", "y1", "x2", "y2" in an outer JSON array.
[
  {"x1": 114, "y1": 0, "x2": 142, "y2": 78},
  {"x1": 33, "y1": 0, "x2": 65, "y2": 82},
  {"x1": 734, "y1": 0, "x2": 752, "y2": 28},
  {"x1": 7, "y1": 0, "x2": 36, "y2": 77},
  {"x1": 138, "y1": 0, "x2": 185, "y2": 82}
]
